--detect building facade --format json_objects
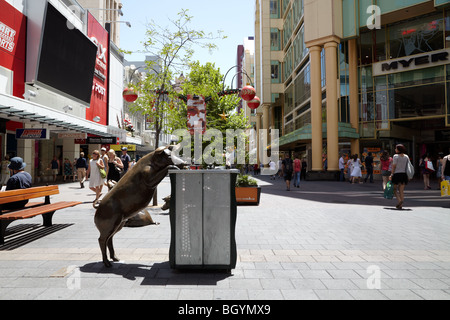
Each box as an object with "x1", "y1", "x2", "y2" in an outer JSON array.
[
  {"x1": 0, "y1": 0, "x2": 130, "y2": 183},
  {"x1": 255, "y1": 0, "x2": 450, "y2": 179}
]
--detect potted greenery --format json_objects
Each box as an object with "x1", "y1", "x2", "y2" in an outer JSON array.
[{"x1": 235, "y1": 174, "x2": 261, "y2": 205}]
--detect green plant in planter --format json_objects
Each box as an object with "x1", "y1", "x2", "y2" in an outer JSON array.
[{"x1": 236, "y1": 174, "x2": 258, "y2": 187}]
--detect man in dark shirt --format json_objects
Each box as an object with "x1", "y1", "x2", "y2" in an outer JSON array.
[
  {"x1": 1, "y1": 157, "x2": 32, "y2": 211},
  {"x1": 75, "y1": 152, "x2": 88, "y2": 188},
  {"x1": 121, "y1": 147, "x2": 131, "y2": 174},
  {"x1": 364, "y1": 152, "x2": 374, "y2": 183},
  {"x1": 282, "y1": 153, "x2": 294, "y2": 191}
]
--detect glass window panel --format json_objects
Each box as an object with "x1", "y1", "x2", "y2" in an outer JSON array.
[
  {"x1": 374, "y1": 29, "x2": 387, "y2": 62},
  {"x1": 388, "y1": 66, "x2": 445, "y2": 88},
  {"x1": 389, "y1": 83, "x2": 445, "y2": 118},
  {"x1": 359, "y1": 31, "x2": 373, "y2": 65},
  {"x1": 360, "y1": 92, "x2": 375, "y2": 121},
  {"x1": 375, "y1": 90, "x2": 389, "y2": 126},
  {"x1": 389, "y1": 13, "x2": 444, "y2": 59},
  {"x1": 360, "y1": 122, "x2": 375, "y2": 138},
  {"x1": 360, "y1": 66, "x2": 373, "y2": 92},
  {"x1": 270, "y1": 29, "x2": 280, "y2": 51}
]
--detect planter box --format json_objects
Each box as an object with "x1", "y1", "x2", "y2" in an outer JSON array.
[{"x1": 235, "y1": 186, "x2": 261, "y2": 205}]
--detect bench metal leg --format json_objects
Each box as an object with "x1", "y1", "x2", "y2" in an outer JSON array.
[
  {"x1": 0, "y1": 220, "x2": 13, "y2": 245},
  {"x1": 42, "y1": 211, "x2": 55, "y2": 227}
]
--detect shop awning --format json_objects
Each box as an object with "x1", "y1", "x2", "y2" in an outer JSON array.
[{"x1": 0, "y1": 93, "x2": 113, "y2": 137}]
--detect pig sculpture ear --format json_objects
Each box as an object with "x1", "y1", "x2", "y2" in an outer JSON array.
[{"x1": 155, "y1": 146, "x2": 166, "y2": 154}]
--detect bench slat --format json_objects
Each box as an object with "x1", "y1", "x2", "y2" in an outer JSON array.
[
  {"x1": 0, "y1": 186, "x2": 59, "y2": 205},
  {"x1": 0, "y1": 201, "x2": 82, "y2": 221}
]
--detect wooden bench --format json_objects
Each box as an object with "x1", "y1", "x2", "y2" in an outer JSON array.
[{"x1": 0, "y1": 186, "x2": 82, "y2": 245}]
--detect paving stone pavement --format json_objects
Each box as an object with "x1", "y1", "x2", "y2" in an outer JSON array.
[{"x1": 0, "y1": 175, "x2": 450, "y2": 300}]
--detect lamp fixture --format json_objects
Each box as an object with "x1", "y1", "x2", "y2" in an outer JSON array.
[
  {"x1": 63, "y1": 105, "x2": 73, "y2": 113},
  {"x1": 93, "y1": 116, "x2": 101, "y2": 123},
  {"x1": 86, "y1": 8, "x2": 124, "y2": 16},
  {"x1": 101, "y1": 20, "x2": 131, "y2": 28}
]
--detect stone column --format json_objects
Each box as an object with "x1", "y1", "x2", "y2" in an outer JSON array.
[
  {"x1": 348, "y1": 38, "x2": 360, "y2": 156},
  {"x1": 324, "y1": 41, "x2": 339, "y2": 171},
  {"x1": 309, "y1": 45, "x2": 323, "y2": 172}
]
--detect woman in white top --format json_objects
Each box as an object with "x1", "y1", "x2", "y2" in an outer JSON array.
[
  {"x1": 350, "y1": 154, "x2": 362, "y2": 184},
  {"x1": 389, "y1": 144, "x2": 409, "y2": 210},
  {"x1": 87, "y1": 150, "x2": 105, "y2": 202}
]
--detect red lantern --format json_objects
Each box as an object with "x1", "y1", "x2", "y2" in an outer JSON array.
[
  {"x1": 123, "y1": 88, "x2": 138, "y2": 103},
  {"x1": 240, "y1": 85, "x2": 256, "y2": 102},
  {"x1": 247, "y1": 96, "x2": 261, "y2": 110}
]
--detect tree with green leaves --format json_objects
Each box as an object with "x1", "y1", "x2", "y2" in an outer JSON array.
[
  {"x1": 174, "y1": 61, "x2": 252, "y2": 167},
  {"x1": 126, "y1": 9, "x2": 226, "y2": 149}
]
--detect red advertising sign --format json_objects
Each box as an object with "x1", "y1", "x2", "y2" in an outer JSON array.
[
  {"x1": 0, "y1": 0, "x2": 26, "y2": 98},
  {"x1": 86, "y1": 12, "x2": 109, "y2": 126},
  {"x1": 187, "y1": 95, "x2": 206, "y2": 135}
]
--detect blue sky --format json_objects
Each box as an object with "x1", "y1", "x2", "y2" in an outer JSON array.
[{"x1": 119, "y1": 0, "x2": 255, "y2": 86}]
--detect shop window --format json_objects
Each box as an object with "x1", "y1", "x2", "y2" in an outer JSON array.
[
  {"x1": 389, "y1": 83, "x2": 445, "y2": 118},
  {"x1": 389, "y1": 13, "x2": 444, "y2": 59}
]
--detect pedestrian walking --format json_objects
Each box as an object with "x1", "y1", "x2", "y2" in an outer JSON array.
[
  {"x1": 49, "y1": 156, "x2": 60, "y2": 182},
  {"x1": 269, "y1": 159, "x2": 277, "y2": 180},
  {"x1": 293, "y1": 154, "x2": 302, "y2": 188},
  {"x1": 277, "y1": 158, "x2": 283, "y2": 179},
  {"x1": 419, "y1": 153, "x2": 434, "y2": 190},
  {"x1": 0, "y1": 157, "x2": 32, "y2": 211},
  {"x1": 0, "y1": 155, "x2": 11, "y2": 189},
  {"x1": 339, "y1": 154, "x2": 345, "y2": 182},
  {"x1": 441, "y1": 152, "x2": 450, "y2": 182},
  {"x1": 120, "y1": 147, "x2": 131, "y2": 174},
  {"x1": 301, "y1": 158, "x2": 307, "y2": 181},
  {"x1": 350, "y1": 154, "x2": 362, "y2": 184},
  {"x1": 364, "y1": 152, "x2": 374, "y2": 183},
  {"x1": 76, "y1": 152, "x2": 88, "y2": 188},
  {"x1": 106, "y1": 149, "x2": 123, "y2": 183},
  {"x1": 436, "y1": 153, "x2": 444, "y2": 189},
  {"x1": 346, "y1": 156, "x2": 354, "y2": 183},
  {"x1": 390, "y1": 144, "x2": 410, "y2": 210},
  {"x1": 282, "y1": 153, "x2": 294, "y2": 191},
  {"x1": 63, "y1": 158, "x2": 73, "y2": 182},
  {"x1": 87, "y1": 150, "x2": 105, "y2": 202},
  {"x1": 380, "y1": 150, "x2": 393, "y2": 191}
]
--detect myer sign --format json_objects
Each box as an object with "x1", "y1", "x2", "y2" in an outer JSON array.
[{"x1": 373, "y1": 49, "x2": 450, "y2": 76}]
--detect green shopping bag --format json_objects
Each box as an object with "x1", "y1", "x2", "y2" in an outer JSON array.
[{"x1": 384, "y1": 181, "x2": 394, "y2": 200}]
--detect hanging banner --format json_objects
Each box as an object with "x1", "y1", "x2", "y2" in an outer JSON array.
[
  {"x1": 187, "y1": 95, "x2": 206, "y2": 135},
  {"x1": 86, "y1": 12, "x2": 109, "y2": 125}
]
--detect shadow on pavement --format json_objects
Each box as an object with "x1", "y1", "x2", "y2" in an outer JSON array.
[
  {"x1": 80, "y1": 261, "x2": 233, "y2": 286},
  {"x1": 253, "y1": 175, "x2": 450, "y2": 209},
  {"x1": 0, "y1": 223, "x2": 74, "y2": 250}
]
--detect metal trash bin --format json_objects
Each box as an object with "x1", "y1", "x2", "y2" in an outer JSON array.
[{"x1": 169, "y1": 169, "x2": 238, "y2": 271}]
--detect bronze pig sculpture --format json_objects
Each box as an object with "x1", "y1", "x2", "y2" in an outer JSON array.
[{"x1": 94, "y1": 145, "x2": 185, "y2": 267}]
